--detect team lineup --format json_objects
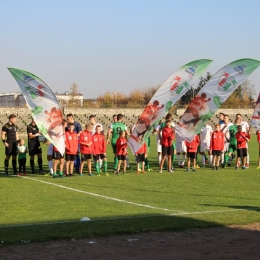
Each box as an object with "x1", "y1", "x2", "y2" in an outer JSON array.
[{"x1": 1, "y1": 111, "x2": 258, "y2": 177}]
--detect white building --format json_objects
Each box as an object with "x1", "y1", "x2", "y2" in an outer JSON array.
[{"x1": 0, "y1": 92, "x2": 83, "y2": 107}]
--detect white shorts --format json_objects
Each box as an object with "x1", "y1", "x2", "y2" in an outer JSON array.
[
  {"x1": 47, "y1": 144, "x2": 54, "y2": 156},
  {"x1": 157, "y1": 139, "x2": 162, "y2": 153},
  {"x1": 176, "y1": 142, "x2": 187, "y2": 153},
  {"x1": 224, "y1": 142, "x2": 229, "y2": 152},
  {"x1": 200, "y1": 142, "x2": 210, "y2": 153}
]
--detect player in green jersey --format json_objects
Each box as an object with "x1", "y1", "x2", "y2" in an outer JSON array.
[
  {"x1": 107, "y1": 114, "x2": 128, "y2": 172},
  {"x1": 223, "y1": 119, "x2": 239, "y2": 167}
]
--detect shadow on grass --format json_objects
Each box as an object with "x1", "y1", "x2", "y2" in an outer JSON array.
[
  {"x1": 200, "y1": 204, "x2": 260, "y2": 213},
  {"x1": 0, "y1": 214, "x2": 224, "y2": 245}
]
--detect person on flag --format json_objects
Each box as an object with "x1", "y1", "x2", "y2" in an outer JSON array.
[
  {"x1": 185, "y1": 134, "x2": 200, "y2": 172},
  {"x1": 27, "y1": 118, "x2": 44, "y2": 174},
  {"x1": 200, "y1": 123, "x2": 213, "y2": 167},
  {"x1": 92, "y1": 125, "x2": 108, "y2": 176},
  {"x1": 1, "y1": 114, "x2": 18, "y2": 175},
  {"x1": 220, "y1": 115, "x2": 233, "y2": 167},
  {"x1": 116, "y1": 130, "x2": 128, "y2": 175},
  {"x1": 223, "y1": 119, "x2": 239, "y2": 168},
  {"x1": 159, "y1": 120, "x2": 175, "y2": 173},
  {"x1": 65, "y1": 123, "x2": 78, "y2": 176},
  {"x1": 235, "y1": 125, "x2": 250, "y2": 170},
  {"x1": 107, "y1": 114, "x2": 128, "y2": 173},
  {"x1": 236, "y1": 113, "x2": 250, "y2": 167},
  {"x1": 66, "y1": 114, "x2": 82, "y2": 173},
  {"x1": 79, "y1": 124, "x2": 93, "y2": 176},
  {"x1": 210, "y1": 124, "x2": 225, "y2": 170}
]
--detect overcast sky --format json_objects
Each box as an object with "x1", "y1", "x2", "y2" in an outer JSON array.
[{"x1": 1, "y1": 0, "x2": 259, "y2": 98}]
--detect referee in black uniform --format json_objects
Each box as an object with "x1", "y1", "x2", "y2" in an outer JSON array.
[
  {"x1": 27, "y1": 118, "x2": 44, "y2": 174},
  {"x1": 1, "y1": 114, "x2": 18, "y2": 175}
]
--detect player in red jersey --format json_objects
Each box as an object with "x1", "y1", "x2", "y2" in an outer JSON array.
[
  {"x1": 65, "y1": 123, "x2": 78, "y2": 176},
  {"x1": 235, "y1": 125, "x2": 250, "y2": 170},
  {"x1": 185, "y1": 135, "x2": 200, "y2": 172},
  {"x1": 79, "y1": 124, "x2": 93, "y2": 176},
  {"x1": 92, "y1": 125, "x2": 108, "y2": 176},
  {"x1": 159, "y1": 120, "x2": 175, "y2": 173},
  {"x1": 257, "y1": 130, "x2": 260, "y2": 169},
  {"x1": 116, "y1": 130, "x2": 128, "y2": 175},
  {"x1": 135, "y1": 142, "x2": 147, "y2": 174},
  {"x1": 210, "y1": 124, "x2": 225, "y2": 170}
]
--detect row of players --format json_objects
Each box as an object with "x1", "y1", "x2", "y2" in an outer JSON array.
[{"x1": 1, "y1": 112, "x2": 256, "y2": 176}]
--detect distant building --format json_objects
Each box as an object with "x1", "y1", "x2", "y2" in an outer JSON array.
[
  {"x1": 0, "y1": 92, "x2": 84, "y2": 107},
  {"x1": 55, "y1": 92, "x2": 84, "y2": 106}
]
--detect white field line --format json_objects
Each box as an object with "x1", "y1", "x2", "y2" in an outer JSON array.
[{"x1": 21, "y1": 176, "x2": 183, "y2": 213}]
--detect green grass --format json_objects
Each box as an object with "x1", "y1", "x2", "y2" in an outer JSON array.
[{"x1": 1, "y1": 135, "x2": 260, "y2": 245}]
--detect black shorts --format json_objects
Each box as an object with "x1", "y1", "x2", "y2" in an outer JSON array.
[
  {"x1": 28, "y1": 141, "x2": 42, "y2": 156},
  {"x1": 81, "y1": 153, "x2": 92, "y2": 161},
  {"x1": 93, "y1": 154, "x2": 106, "y2": 161},
  {"x1": 187, "y1": 152, "x2": 196, "y2": 159},
  {"x1": 5, "y1": 140, "x2": 17, "y2": 156},
  {"x1": 117, "y1": 155, "x2": 126, "y2": 161},
  {"x1": 162, "y1": 145, "x2": 173, "y2": 156},
  {"x1": 53, "y1": 151, "x2": 64, "y2": 160},
  {"x1": 136, "y1": 153, "x2": 145, "y2": 163},
  {"x1": 66, "y1": 154, "x2": 76, "y2": 161},
  {"x1": 212, "y1": 150, "x2": 222, "y2": 156},
  {"x1": 237, "y1": 148, "x2": 247, "y2": 158}
]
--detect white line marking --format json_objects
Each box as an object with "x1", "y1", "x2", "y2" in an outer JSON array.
[
  {"x1": 170, "y1": 209, "x2": 244, "y2": 216},
  {"x1": 22, "y1": 176, "x2": 183, "y2": 213}
]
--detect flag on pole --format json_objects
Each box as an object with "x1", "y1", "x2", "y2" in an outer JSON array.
[
  {"x1": 8, "y1": 68, "x2": 65, "y2": 155},
  {"x1": 175, "y1": 58, "x2": 260, "y2": 142},
  {"x1": 251, "y1": 92, "x2": 260, "y2": 130},
  {"x1": 127, "y1": 59, "x2": 213, "y2": 153}
]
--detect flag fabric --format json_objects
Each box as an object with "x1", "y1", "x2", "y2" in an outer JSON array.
[
  {"x1": 8, "y1": 68, "x2": 65, "y2": 155},
  {"x1": 251, "y1": 92, "x2": 260, "y2": 130},
  {"x1": 127, "y1": 59, "x2": 213, "y2": 153},
  {"x1": 175, "y1": 58, "x2": 260, "y2": 142}
]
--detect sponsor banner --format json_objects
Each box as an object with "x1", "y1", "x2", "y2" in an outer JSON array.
[
  {"x1": 8, "y1": 68, "x2": 65, "y2": 155},
  {"x1": 127, "y1": 59, "x2": 213, "y2": 153},
  {"x1": 175, "y1": 59, "x2": 260, "y2": 142}
]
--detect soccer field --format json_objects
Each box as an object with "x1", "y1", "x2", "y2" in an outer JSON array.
[{"x1": 1, "y1": 135, "x2": 260, "y2": 244}]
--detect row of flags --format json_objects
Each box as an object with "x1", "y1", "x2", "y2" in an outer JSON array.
[{"x1": 7, "y1": 58, "x2": 260, "y2": 155}]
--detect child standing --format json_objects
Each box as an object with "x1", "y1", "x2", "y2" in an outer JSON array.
[
  {"x1": 65, "y1": 123, "x2": 78, "y2": 176},
  {"x1": 92, "y1": 125, "x2": 108, "y2": 176},
  {"x1": 79, "y1": 124, "x2": 93, "y2": 176},
  {"x1": 17, "y1": 139, "x2": 28, "y2": 176},
  {"x1": 235, "y1": 125, "x2": 250, "y2": 170},
  {"x1": 257, "y1": 130, "x2": 260, "y2": 169},
  {"x1": 116, "y1": 130, "x2": 128, "y2": 175},
  {"x1": 210, "y1": 124, "x2": 225, "y2": 170},
  {"x1": 135, "y1": 142, "x2": 147, "y2": 174},
  {"x1": 159, "y1": 120, "x2": 175, "y2": 173},
  {"x1": 185, "y1": 135, "x2": 200, "y2": 172}
]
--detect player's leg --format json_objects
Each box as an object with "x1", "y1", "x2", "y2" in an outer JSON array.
[
  {"x1": 4, "y1": 154, "x2": 10, "y2": 175},
  {"x1": 30, "y1": 154, "x2": 35, "y2": 174},
  {"x1": 59, "y1": 158, "x2": 64, "y2": 176},
  {"x1": 192, "y1": 157, "x2": 196, "y2": 172},
  {"x1": 79, "y1": 154, "x2": 85, "y2": 175},
  {"x1": 186, "y1": 156, "x2": 190, "y2": 171},
  {"x1": 102, "y1": 155, "x2": 108, "y2": 175},
  {"x1": 117, "y1": 157, "x2": 122, "y2": 174},
  {"x1": 37, "y1": 153, "x2": 44, "y2": 174},
  {"x1": 123, "y1": 158, "x2": 127, "y2": 174},
  {"x1": 87, "y1": 158, "x2": 92, "y2": 175},
  {"x1": 53, "y1": 159, "x2": 58, "y2": 178}
]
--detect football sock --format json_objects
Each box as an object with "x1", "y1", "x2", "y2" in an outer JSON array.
[
  {"x1": 48, "y1": 160, "x2": 53, "y2": 174},
  {"x1": 104, "y1": 161, "x2": 108, "y2": 172},
  {"x1": 38, "y1": 158, "x2": 43, "y2": 170},
  {"x1": 4, "y1": 159, "x2": 8, "y2": 173},
  {"x1": 95, "y1": 161, "x2": 100, "y2": 173},
  {"x1": 12, "y1": 159, "x2": 17, "y2": 173}
]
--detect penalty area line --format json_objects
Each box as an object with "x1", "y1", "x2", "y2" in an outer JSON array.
[{"x1": 21, "y1": 176, "x2": 183, "y2": 213}]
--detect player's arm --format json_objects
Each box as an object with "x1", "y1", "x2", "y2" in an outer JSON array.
[
  {"x1": 1, "y1": 130, "x2": 9, "y2": 147},
  {"x1": 107, "y1": 127, "x2": 112, "y2": 144}
]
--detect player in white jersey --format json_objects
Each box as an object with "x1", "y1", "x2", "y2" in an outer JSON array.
[
  {"x1": 200, "y1": 123, "x2": 213, "y2": 167},
  {"x1": 236, "y1": 113, "x2": 250, "y2": 166},
  {"x1": 220, "y1": 115, "x2": 233, "y2": 166}
]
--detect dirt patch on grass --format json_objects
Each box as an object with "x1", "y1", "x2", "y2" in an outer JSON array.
[{"x1": 1, "y1": 223, "x2": 260, "y2": 259}]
